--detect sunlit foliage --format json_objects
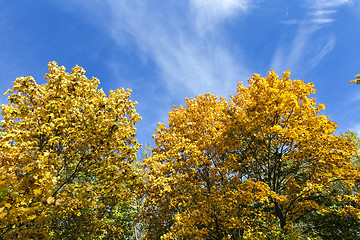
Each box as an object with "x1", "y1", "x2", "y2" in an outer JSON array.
[
  {"x1": 0, "y1": 62, "x2": 141, "y2": 239},
  {"x1": 141, "y1": 70, "x2": 359, "y2": 239},
  {"x1": 2, "y1": 63, "x2": 360, "y2": 239},
  {"x1": 350, "y1": 74, "x2": 360, "y2": 85}
]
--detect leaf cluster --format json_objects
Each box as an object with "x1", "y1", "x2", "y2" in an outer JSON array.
[
  {"x1": 0, "y1": 62, "x2": 141, "y2": 239},
  {"x1": 2, "y1": 64, "x2": 360, "y2": 240},
  {"x1": 139, "y1": 70, "x2": 360, "y2": 239}
]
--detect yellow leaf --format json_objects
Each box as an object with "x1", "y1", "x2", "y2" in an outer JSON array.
[
  {"x1": 47, "y1": 196, "x2": 55, "y2": 204},
  {"x1": 34, "y1": 189, "x2": 42, "y2": 196}
]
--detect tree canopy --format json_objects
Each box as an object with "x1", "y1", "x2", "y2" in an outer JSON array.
[
  {"x1": 0, "y1": 62, "x2": 141, "y2": 239},
  {"x1": 140, "y1": 70, "x2": 360, "y2": 239},
  {"x1": 1, "y1": 64, "x2": 360, "y2": 239}
]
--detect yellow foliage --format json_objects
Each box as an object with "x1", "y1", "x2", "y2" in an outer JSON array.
[
  {"x1": 0, "y1": 61, "x2": 141, "y2": 239},
  {"x1": 140, "y1": 70, "x2": 359, "y2": 239},
  {"x1": 350, "y1": 74, "x2": 360, "y2": 85}
]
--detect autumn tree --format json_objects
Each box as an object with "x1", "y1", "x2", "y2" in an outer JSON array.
[
  {"x1": 302, "y1": 76, "x2": 360, "y2": 239},
  {"x1": 227, "y1": 71, "x2": 359, "y2": 235},
  {"x1": 0, "y1": 62, "x2": 141, "y2": 239},
  {"x1": 141, "y1": 70, "x2": 359, "y2": 239},
  {"x1": 141, "y1": 94, "x2": 259, "y2": 239},
  {"x1": 292, "y1": 130, "x2": 360, "y2": 239}
]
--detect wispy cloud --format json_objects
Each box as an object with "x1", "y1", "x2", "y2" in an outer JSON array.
[
  {"x1": 189, "y1": 0, "x2": 251, "y2": 35},
  {"x1": 309, "y1": 36, "x2": 336, "y2": 68},
  {"x1": 280, "y1": 19, "x2": 298, "y2": 25},
  {"x1": 312, "y1": 0, "x2": 352, "y2": 8},
  {"x1": 271, "y1": 0, "x2": 352, "y2": 73},
  {"x1": 49, "y1": 0, "x2": 252, "y2": 143},
  {"x1": 103, "y1": 0, "x2": 250, "y2": 98}
]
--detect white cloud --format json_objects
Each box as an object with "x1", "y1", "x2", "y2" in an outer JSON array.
[
  {"x1": 104, "y1": 0, "x2": 250, "y2": 98},
  {"x1": 271, "y1": 0, "x2": 351, "y2": 73},
  {"x1": 308, "y1": 36, "x2": 336, "y2": 68},
  {"x1": 189, "y1": 0, "x2": 251, "y2": 34},
  {"x1": 280, "y1": 19, "x2": 298, "y2": 25},
  {"x1": 311, "y1": 0, "x2": 352, "y2": 8}
]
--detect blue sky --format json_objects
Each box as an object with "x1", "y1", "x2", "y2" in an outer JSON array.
[{"x1": 0, "y1": 0, "x2": 360, "y2": 145}]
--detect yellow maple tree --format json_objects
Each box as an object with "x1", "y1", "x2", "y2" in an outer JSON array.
[
  {"x1": 228, "y1": 70, "x2": 359, "y2": 236},
  {"x1": 140, "y1": 70, "x2": 359, "y2": 239},
  {"x1": 0, "y1": 62, "x2": 141, "y2": 239}
]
